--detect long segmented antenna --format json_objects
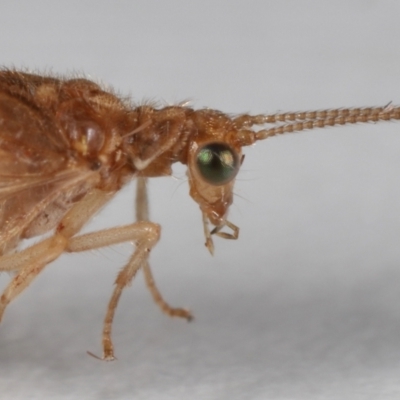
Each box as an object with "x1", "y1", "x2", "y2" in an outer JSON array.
[{"x1": 234, "y1": 105, "x2": 400, "y2": 142}]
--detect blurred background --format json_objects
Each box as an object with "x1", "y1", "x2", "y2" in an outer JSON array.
[{"x1": 0, "y1": 1, "x2": 400, "y2": 399}]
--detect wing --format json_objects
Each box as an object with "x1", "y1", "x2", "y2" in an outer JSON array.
[{"x1": 0, "y1": 89, "x2": 97, "y2": 254}]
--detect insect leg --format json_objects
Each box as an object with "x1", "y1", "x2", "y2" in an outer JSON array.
[
  {"x1": 0, "y1": 235, "x2": 67, "y2": 322},
  {"x1": 66, "y1": 221, "x2": 161, "y2": 361},
  {"x1": 136, "y1": 177, "x2": 193, "y2": 321},
  {"x1": 142, "y1": 262, "x2": 193, "y2": 320},
  {"x1": 0, "y1": 189, "x2": 114, "y2": 322}
]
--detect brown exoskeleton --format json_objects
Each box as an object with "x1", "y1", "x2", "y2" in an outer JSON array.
[{"x1": 0, "y1": 69, "x2": 399, "y2": 360}]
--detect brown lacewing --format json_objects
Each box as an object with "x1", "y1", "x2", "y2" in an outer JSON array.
[{"x1": 0, "y1": 69, "x2": 398, "y2": 360}]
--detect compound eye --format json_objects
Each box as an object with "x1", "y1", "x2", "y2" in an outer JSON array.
[{"x1": 196, "y1": 143, "x2": 240, "y2": 185}]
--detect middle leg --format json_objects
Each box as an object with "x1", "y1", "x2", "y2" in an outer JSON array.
[{"x1": 67, "y1": 220, "x2": 161, "y2": 360}]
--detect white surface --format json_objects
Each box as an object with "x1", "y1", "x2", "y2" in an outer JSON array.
[{"x1": 1, "y1": 1, "x2": 400, "y2": 399}]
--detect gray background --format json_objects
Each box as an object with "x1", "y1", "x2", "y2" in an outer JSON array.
[{"x1": 0, "y1": 1, "x2": 400, "y2": 399}]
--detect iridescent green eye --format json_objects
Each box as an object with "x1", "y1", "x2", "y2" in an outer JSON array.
[{"x1": 196, "y1": 143, "x2": 239, "y2": 185}]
